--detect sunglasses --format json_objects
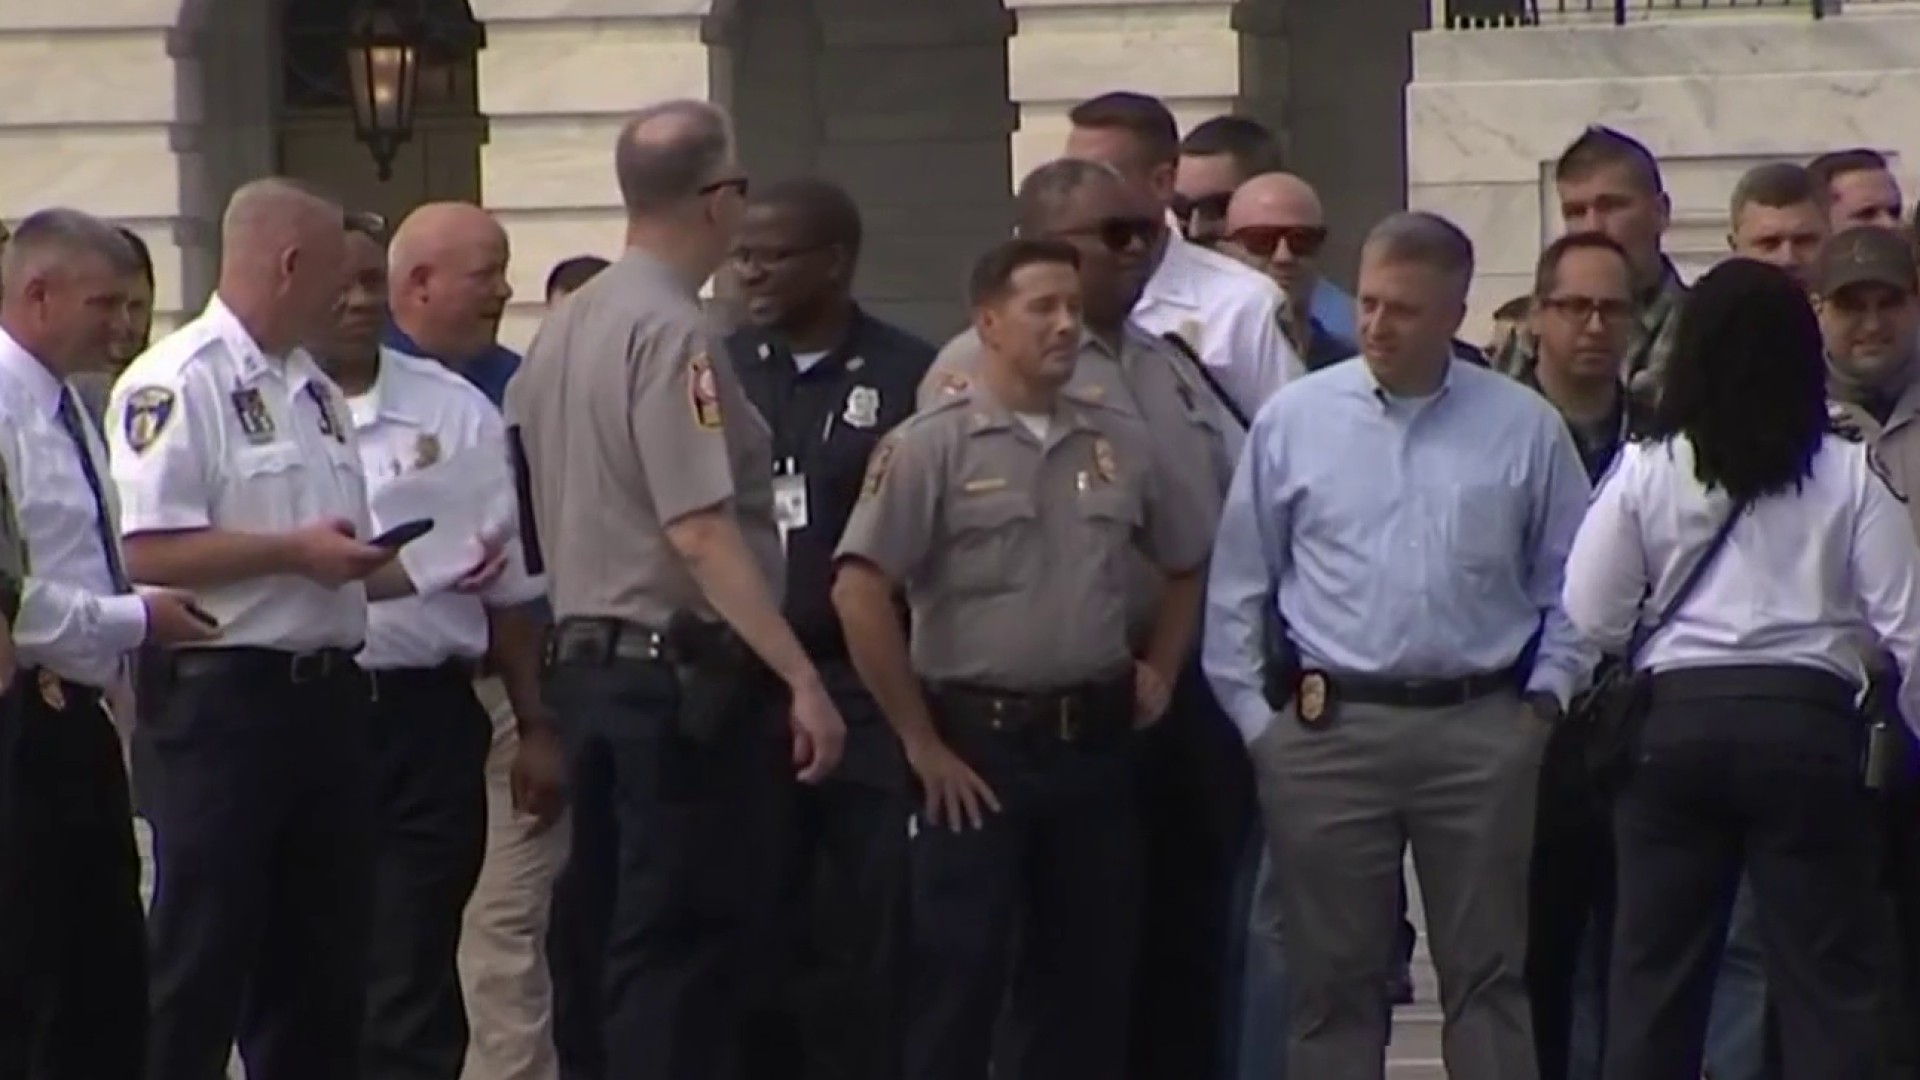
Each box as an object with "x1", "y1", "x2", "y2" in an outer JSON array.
[
  {"x1": 1170, "y1": 192, "x2": 1233, "y2": 226},
  {"x1": 1226, "y1": 225, "x2": 1328, "y2": 259},
  {"x1": 1060, "y1": 216, "x2": 1161, "y2": 254},
  {"x1": 1540, "y1": 295, "x2": 1634, "y2": 325}
]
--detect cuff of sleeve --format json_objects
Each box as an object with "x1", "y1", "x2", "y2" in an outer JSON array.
[
  {"x1": 118, "y1": 505, "x2": 213, "y2": 534},
  {"x1": 1526, "y1": 666, "x2": 1576, "y2": 712},
  {"x1": 100, "y1": 593, "x2": 149, "y2": 653}
]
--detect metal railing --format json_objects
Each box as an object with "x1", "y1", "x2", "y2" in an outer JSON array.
[{"x1": 1443, "y1": 0, "x2": 1844, "y2": 28}]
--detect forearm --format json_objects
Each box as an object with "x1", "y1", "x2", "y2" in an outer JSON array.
[
  {"x1": 486, "y1": 602, "x2": 551, "y2": 732},
  {"x1": 124, "y1": 529, "x2": 300, "y2": 589},
  {"x1": 1141, "y1": 571, "x2": 1202, "y2": 683},
  {"x1": 833, "y1": 571, "x2": 939, "y2": 750},
  {"x1": 667, "y1": 510, "x2": 818, "y2": 691}
]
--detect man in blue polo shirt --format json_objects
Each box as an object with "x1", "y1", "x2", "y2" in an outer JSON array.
[{"x1": 384, "y1": 202, "x2": 570, "y2": 1080}]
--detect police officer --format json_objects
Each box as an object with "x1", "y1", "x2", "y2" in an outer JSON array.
[
  {"x1": 723, "y1": 175, "x2": 932, "y2": 1080},
  {"x1": 833, "y1": 236, "x2": 1213, "y2": 1080},
  {"x1": 313, "y1": 214, "x2": 558, "y2": 1080},
  {"x1": 1817, "y1": 225, "x2": 1920, "y2": 1076},
  {"x1": 0, "y1": 210, "x2": 219, "y2": 1079},
  {"x1": 107, "y1": 178, "x2": 422, "y2": 1080},
  {"x1": 505, "y1": 100, "x2": 845, "y2": 1080},
  {"x1": 1564, "y1": 257, "x2": 1920, "y2": 1080}
]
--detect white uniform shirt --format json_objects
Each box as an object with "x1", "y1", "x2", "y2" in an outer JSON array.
[
  {"x1": 1132, "y1": 232, "x2": 1304, "y2": 422},
  {"x1": 0, "y1": 330, "x2": 146, "y2": 687},
  {"x1": 107, "y1": 297, "x2": 372, "y2": 651},
  {"x1": 349, "y1": 348, "x2": 543, "y2": 670},
  {"x1": 1563, "y1": 434, "x2": 1920, "y2": 732}
]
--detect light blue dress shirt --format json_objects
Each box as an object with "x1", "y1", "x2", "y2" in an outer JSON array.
[
  {"x1": 1203, "y1": 357, "x2": 1595, "y2": 741},
  {"x1": 1308, "y1": 282, "x2": 1354, "y2": 343}
]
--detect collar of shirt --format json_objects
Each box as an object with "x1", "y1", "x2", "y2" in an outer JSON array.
[
  {"x1": 381, "y1": 323, "x2": 520, "y2": 407},
  {"x1": 346, "y1": 348, "x2": 432, "y2": 432},
  {"x1": 737, "y1": 307, "x2": 880, "y2": 378},
  {"x1": 1348, "y1": 353, "x2": 1459, "y2": 409},
  {"x1": 205, "y1": 295, "x2": 329, "y2": 392},
  {"x1": 0, "y1": 328, "x2": 67, "y2": 419}
]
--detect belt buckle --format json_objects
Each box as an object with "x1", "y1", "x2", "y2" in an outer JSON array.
[{"x1": 289, "y1": 650, "x2": 330, "y2": 684}]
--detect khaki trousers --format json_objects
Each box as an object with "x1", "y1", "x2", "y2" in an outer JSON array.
[
  {"x1": 458, "y1": 679, "x2": 570, "y2": 1080},
  {"x1": 1251, "y1": 689, "x2": 1546, "y2": 1080}
]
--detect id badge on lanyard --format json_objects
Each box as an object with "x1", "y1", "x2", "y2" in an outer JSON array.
[{"x1": 773, "y1": 456, "x2": 809, "y2": 551}]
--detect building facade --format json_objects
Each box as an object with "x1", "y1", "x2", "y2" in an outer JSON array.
[{"x1": 0, "y1": 0, "x2": 1428, "y2": 349}]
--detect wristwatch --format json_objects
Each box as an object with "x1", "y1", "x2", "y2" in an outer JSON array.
[{"x1": 1524, "y1": 691, "x2": 1564, "y2": 724}]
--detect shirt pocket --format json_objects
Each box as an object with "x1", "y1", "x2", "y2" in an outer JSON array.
[
  {"x1": 1445, "y1": 481, "x2": 1522, "y2": 575},
  {"x1": 944, "y1": 491, "x2": 1036, "y2": 596},
  {"x1": 226, "y1": 443, "x2": 313, "y2": 531},
  {"x1": 1078, "y1": 486, "x2": 1143, "y2": 588}
]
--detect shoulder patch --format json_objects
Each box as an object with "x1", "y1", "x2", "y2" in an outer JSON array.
[
  {"x1": 688, "y1": 352, "x2": 723, "y2": 430},
  {"x1": 861, "y1": 436, "x2": 899, "y2": 499},
  {"x1": 123, "y1": 386, "x2": 177, "y2": 454},
  {"x1": 1869, "y1": 444, "x2": 1908, "y2": 503}
]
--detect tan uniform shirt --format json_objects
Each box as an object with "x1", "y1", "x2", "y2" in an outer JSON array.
[
  {"x1": 918, "y1": 326, "x2": 1229, "y2": 643},
  {"x1": 504, "y1": 250, "x2": 782, "y2": 626},
  {"x1": 1829, "y1": 386, "x2": 1920, "y2": 674},
  {"x1": 836, "y1": 385, "x2": 1212, "y2": 691}
]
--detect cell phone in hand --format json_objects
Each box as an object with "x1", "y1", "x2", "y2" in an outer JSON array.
[{"x1": 369, "y1": 518, "x2": 434, "y2": 549}]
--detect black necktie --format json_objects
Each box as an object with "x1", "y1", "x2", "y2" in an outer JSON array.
[{"x1": 56, "y1": 387, "x2": 130, "y2": 593}]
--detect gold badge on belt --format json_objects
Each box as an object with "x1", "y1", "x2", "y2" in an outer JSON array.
[
  {"x1": 1295, "y1": 671, "x2": 1330, "y2": 727},
  {"x1": 37, "y1": 669, "x2": 65, "y2": 711}
]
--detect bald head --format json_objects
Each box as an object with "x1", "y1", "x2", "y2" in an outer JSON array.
[
  {"x1": 215, "y1": 178, "x2": 347, "y2": 354},
  {"x1": 389, "y1": 202, "x2": 506, "y2": 283},
  {"x1": 614, "y1": 100, "x2": 737, "y2": 216},
  {"x1": 1226, "y1": 173, "x2": 1323, "y2": 234},
  {"x1": 388, "y1": 201, "x2": 512, "y2": 362}
]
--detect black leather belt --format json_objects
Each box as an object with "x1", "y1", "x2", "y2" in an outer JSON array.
[
  {"x1": 547, "y1": 617, "x2": 668, "y2": 667},
  {"x1": 932, "y1": 677, "x2": 1132, "y2": 742},
  {"x1": 1325, "y1": 668, "x2": 1513, "y2": 709},
  {"x1": 366, "y1": 658, "x2": 480, "y2": 699},
  {"x1": 171, "y1": 646, "x2": 361, "y2": 685},
  {"x1": 1648, "y1": 664, "x2": 1857, "y2": 712}
]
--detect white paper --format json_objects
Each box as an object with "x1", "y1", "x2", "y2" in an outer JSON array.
[{"x1": 369, "y1": 437, "x2": 518, "y2": 594}]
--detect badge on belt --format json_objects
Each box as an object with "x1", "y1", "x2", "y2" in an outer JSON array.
[
  {"x1": 1294, "y1": 670, "x2": 1336, "y2": 729},
  {"x1": 37, "y1": 669, "x2": 65, "y2": 711}
]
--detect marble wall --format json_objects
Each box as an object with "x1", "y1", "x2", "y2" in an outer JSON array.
[{"x1": 1409, "y1": 10, "x2": 1920, "y2": 338}]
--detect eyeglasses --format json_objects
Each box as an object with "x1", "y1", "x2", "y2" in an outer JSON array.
[
  {"x1": 1541, "y1": 295, "x2": 1635, "y2": 325},
  {"x1": 1059, "y1": 216, "x2": 1160, "y2": 254},
  {"x1": 1225, "y1": 225, "x2": 1328, "y2": 260},
  {"x1": 1170, "y1": 192, "x2": 1233, "y2": 227},
  {"x1": 701, "y1": 177, "x2": 751, "y2": 199},
  {"x1": 728, "y1": 242, "x2": 829, "y2": 270}
]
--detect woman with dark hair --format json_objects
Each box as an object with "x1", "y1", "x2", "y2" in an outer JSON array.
[{"x1": 1564, "y1": 258, "x2": 1920, "y2": 1080}]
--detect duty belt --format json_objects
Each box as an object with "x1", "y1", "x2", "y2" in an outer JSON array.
[
  {"x1": 546, "y1": 617, "x2": 669, "y2": 667},
  {"x1": 931, "y1": 677, "x2": 1132, "y2": 743}
]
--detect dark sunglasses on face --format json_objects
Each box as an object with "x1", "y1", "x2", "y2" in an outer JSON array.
[
  {"x1": 1061, "y1": 216, "x2": 1160, "y2": 254},
  {"x1": 1541, "y1": 295, "x2": 1634, "y2": 325},
  {"x1": 1170, "y1": 191, "x2": 1233, "y2": 226},
  {"x1": 1227, "y1": 225, "x2": 1328, "y2": 259}
]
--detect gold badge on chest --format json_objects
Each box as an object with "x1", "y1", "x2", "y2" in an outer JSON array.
[
  {"x1": 413, "y1": 433, "x2": 442, "y2": 469},
  {"x1": 1091, "y1": 437, "x2": 1117, "y2": 485}
]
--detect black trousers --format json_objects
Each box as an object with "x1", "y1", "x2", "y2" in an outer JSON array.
[
  {"x1": 545, "y1": 655, "x2": 791, "y2": 1080},
  {"x1": 138, "y1": 650, "x2": 376, "y2": 1080},
  {"x1": 0, "y1": 676, "x2": 146, "y2": 1080},
  {"x1": 1875, "y1": 771, "x2": 1920, "y2": 1077},
  {"x1": 1128, "y1": 663, "x2": 1255, "y2": 1080},
  {"x1": 760, "y1": 665, "x2": 908, "y2": 1080},
  {"x1": 1528, "y1": 718, "x2": 1615, "y2": 1080},
  {"x1": 1603, "y1": 665, "x2": 1882, "y2": 1080},
  {"x1": 361, "y1": 664, "x2": 493, "y2": 1080},
  {"x1": 906, "y1": 707, "x2": 1143, "y2": 1080}
]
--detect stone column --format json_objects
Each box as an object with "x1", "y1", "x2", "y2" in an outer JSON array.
[
  {"x1": 1004, "y1": 0, "x2": 1248, "y2": 186},
  {"x1": 0, "y1": 0, "x2": 251, "y2": 334},
  {"x1": 467, "y1": 0, "x2": 726, "y2": 350}
]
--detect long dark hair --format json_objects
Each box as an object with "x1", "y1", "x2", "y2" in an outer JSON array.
[{"x1": 1643, "y1": 258, "x2": 1827, "y2": 502}]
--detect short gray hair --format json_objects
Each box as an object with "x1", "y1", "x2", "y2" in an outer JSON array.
[
  {"x1": 0, "y1": 208, "x2": 140, "y2": 287},
  {"x1": 1015, "y1": 158, "x2": 1124, "y2": 234},
  {"x1": 614, "y1": 100, "x2": 734, "y2": 214},
  {"x1": 1363, "y1": 211, "x2": 1475, "y2": 298}
]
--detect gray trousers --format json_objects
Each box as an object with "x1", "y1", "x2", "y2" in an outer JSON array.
[{"x1": 1250, "y1": 689, "x2": 1546, "y2": 1080}]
